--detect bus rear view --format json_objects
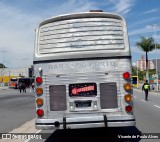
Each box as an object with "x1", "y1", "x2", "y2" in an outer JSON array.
[{"x1": 34, "y1": 10, "x2": 136, "y2": 130}]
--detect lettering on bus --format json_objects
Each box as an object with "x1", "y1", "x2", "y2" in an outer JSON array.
[{"x1": 48, "y1": 61, "x2": 119, "y2": 71}]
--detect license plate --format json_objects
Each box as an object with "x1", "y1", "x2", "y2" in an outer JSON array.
[
  {"x1": 69, "y1": 83, "x2": 97, "y2": 97},
  {"x1": 75, "y1": 101, "x2": 92, "y2": 108}
]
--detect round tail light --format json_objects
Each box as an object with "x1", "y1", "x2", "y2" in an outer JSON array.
[
  {"x1": 124, "y1": 94, "x2": 132, "y2": 102},
  {"x1": 36, "y1": 98, "x2": 43, "y2": 106},
  {"x1": 36, "y1": 88, "x2": 43, "y2": 95},
  {"x1": 37, "y1": 109, "x2": 44, "y2": 117},
  {"x1": 36, "y1": 77, "x2": 43, "y2": 84},
  {"x1": 125, "y1": 105, "x2": 132, "y2": 113},
  {"x1": 123, "y1": 72, "x2": 130, "y2": 79},
  {"x1": 123, "y1": 83, "x2": 131, "y2": 91}
]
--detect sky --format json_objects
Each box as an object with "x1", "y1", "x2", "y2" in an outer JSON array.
[{"x1": 0, "y1": 0, "x2": 160, "y2": 68}]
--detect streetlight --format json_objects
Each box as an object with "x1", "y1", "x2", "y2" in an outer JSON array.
[
  {"x1": 136, "y1": 61, "x2": 139, "y2": 88},
  {"x1": 147, "y1": 24, "x2": 160, "y2": 91}
]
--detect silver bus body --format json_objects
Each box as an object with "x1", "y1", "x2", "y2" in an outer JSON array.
[{"x1": 34, "y1": 11, "x2": 135, "y2": 129}]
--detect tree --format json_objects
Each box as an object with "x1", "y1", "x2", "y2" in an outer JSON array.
[
  {"x1": 136, "y1": 36, "x2": 156, "y2": 80},
  {"x1": 0, "y1": 63, "x2": 5, "y2": 68}
]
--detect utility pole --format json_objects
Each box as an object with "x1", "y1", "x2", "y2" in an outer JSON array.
[
  {"x1": 147, "y1": 24, "x2": 160, "y2": 91},
  {"x1": 136, "y1": 61, "x2": 139, "y2": 88},
  {"x1": 0, "y1": 49, "x2": 7, "y2": 88}
]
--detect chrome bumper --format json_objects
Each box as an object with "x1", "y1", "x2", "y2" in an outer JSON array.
[{"x1": 36, "y1": 115, "x2": 136, "y2": 130}]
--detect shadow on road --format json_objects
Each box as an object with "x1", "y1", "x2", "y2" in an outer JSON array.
[{"x1": 45, "y1": 126, "x2": 141, "y2": 142}]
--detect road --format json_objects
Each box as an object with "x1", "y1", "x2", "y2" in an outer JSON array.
[
  {"x1": 134, "y1": 89, "x2": 160, "y2": 133},
  {"x1": 0, "y1": 89, "x2": 160, "y2": 142},
  {"x1": 0, "y1": 89, "x2": 35, "y2": 134}
]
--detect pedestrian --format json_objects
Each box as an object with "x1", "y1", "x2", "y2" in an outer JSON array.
[
  {"x1": 19, "y1": 83, "x2": 22, "y2": 93},
  {"x1": 151, "y1": 84, "x2": 154, "y2": 90},
  {"x1": 31, "y1": 83, "x2": 35, "y2": 93},
  {"x1": 142, "y1": 80, "x2": 150, "y2": 101},
  {"x1": 22, "y1": 82, "x2": 26, "y2": 93}
]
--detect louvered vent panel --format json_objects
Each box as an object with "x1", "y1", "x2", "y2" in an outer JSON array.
[
  {"x1": 100, "y1": 82, "x2": 118, "y2": 109},
  {"x1": 49, "y1": 85, "x2": 66, "y2": 111}
]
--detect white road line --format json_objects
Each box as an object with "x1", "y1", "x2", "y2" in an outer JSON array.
[
  {"x1": 154, "y1": 105, "x2": 160, "y2": 109},
  {"x1": 36, "y1": 130, "x2": 42, "y2": 133},
  {"x1": 0, "y1": 97, "x2": 28, "y2": 103}
]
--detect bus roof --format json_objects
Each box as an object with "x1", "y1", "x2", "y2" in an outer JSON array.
[{"x1": 39, "y1": 11, "x2": 124, "y2": 27}]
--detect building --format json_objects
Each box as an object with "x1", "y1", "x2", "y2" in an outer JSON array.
[
  {"x1": 0, "y1": 66, "x2": 33, "y2": 86},
  {"x1": 152, "y1": 59, "x2": 160, "y2": 77},
  {"x1": 136, "y1": 55, "x2": 155, "y2": 71}
]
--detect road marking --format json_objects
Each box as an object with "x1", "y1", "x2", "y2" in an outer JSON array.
[
  {"x1": 141, "y1": 99, "x2": 146, "y2": 102},
  {"x1": 154, "y1": 105, "x2": 160, "y2": 109},
  {"x1": 0, "y1": 97, "x2": 29, "y2": 104}
]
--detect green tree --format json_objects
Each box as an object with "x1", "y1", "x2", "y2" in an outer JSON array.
[
  {"x1": 0, "y1": 63, "x2": 5, "y2": 68},
  {"x1": 136, "y1": 36, "x2": 156, "y2": 80}
]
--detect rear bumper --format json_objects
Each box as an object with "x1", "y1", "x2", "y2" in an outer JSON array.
[{"x1": 36, "y1": 115, "x2": 136, "y2": 130}]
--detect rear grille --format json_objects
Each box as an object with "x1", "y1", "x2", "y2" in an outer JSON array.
[
  {"x1": 49, "y1": 85, "x2": 66, "y2": 111},
  {"x1": 100, "y1": 82, "x2": 118, "y2": 109}
]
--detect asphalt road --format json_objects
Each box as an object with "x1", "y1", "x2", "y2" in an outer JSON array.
[
  {"x1": 0, "y1": 89, "x2": 35, "y2": 134},
  {"x1": 133, "y1": 89, "x2": 160, "y2": 133},
  {"x1": 0, "y1": 89, "x2": 160, "y2": 142}
]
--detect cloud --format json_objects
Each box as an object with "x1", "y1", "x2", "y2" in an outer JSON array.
[
  {"x1": 128, "y1": 17, "x2": 158, "y2": 29},
  {"x1": 131, "y1": 46, "x2": 144, "y2": 54},
  {"x1": 141, "y1": 8, "x2": 159, "y2": 15},
  {"x1": 129, "y1": 28, "x2": 148, "y2": 36},
  {"x1": 0, "y1": 0, "x2": 96, "y2": 68},
  {"x1": 109, "y1": 0, "x2": 135, "y2": 15},
  {"x1": 0, "y1": 1, "x2": 42, "y2": 68}
]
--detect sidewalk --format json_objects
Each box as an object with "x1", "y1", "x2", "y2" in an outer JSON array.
[{"x1": 0, "y1": 86, "x2": 9, "y2": 90}]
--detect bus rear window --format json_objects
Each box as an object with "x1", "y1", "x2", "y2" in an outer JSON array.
[{"x1": 38, "y1": 18, "x2": 124, "y2": 54}]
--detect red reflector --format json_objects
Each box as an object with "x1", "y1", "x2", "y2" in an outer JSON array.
[
  {"x1": 36, "y1": 77, "x2": 43, "y2": 84},
  {"x1": 123, "y1": 72, "x2": 130, "y2": 79},
  {"x1": 125, "y1": 105, "x2": 132, "y2": 113},
  {"x1": 37, "y1": 109, "x2": 44, "y2": 117}
]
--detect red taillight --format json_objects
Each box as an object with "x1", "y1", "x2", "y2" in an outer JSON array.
[
  {"x1": 36, "y1": 77, "x2": 43, "y2": 84},
  {"x1": 37, "y1": 109, "x2": 44, "y2": 117},
  {"x1": 125, "y1": 105, "x2": 132, "y2": 113},
  {"x1": 123, "y1": 72, "x2": 130, "y2": 79}
]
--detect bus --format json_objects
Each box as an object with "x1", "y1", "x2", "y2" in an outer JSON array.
[
  {"x1": 9, "y1": 78, "x2": 18, "y2": 88},
  {"x1": 9, "y1": 77, "x2": 34, "y2": 89},
  {"x1": 34, "y1": 10, "x2": 135, "y2": 130}
]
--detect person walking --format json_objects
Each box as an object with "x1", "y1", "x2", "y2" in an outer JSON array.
[
  {"x1": 142, "y1": 80, "x2": 150, "y2": 101},
  {"x1": 22, "y1": 82, "x2": 26, "y2": 93},
  {"x1": 19, "y1": 82, "x2": 22, "y2": 93}
]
